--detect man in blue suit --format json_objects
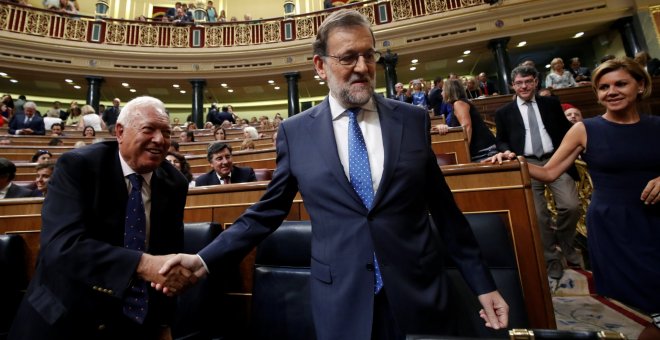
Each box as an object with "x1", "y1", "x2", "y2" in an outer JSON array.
[
  {"x1": 9, "y1": 102, "x2": 45, "y2": 135},
  {"x1": 158, "y1": 9, "x2": 508, "y2": 339}
]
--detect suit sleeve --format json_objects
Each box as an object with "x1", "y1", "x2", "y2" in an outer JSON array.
[
  {"x1": 33, "y1": 118, "x2": 45, "y2": 135},
  {"x1": 8, "y1": 115, "x2": 18, "y2": 134},
  {"x1": 199, "y1": 123, "x2": 298, "y2": 273},
  {"x1": 39, "y1": 151, "x2": 141, "y2": 299},
  {"x1": 423, "y1": 113, "x2": 497, "y2": 295},
  {"x1": 494, "y1": 108, "x2": 511, "y2": 152}
]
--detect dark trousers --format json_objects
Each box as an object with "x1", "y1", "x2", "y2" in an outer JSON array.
[{"x1": 372, "y1": 289, "x2": 405, "y2": 340}]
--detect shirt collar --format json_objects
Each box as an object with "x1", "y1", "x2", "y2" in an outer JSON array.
[
  {"x1": 118, "y1": 150, "x2": 153, "y2": 186},
  {"x1": 516, "y1": 95, "x2": 536, "y2": 106},
  {"x1": 328, "y1": 93, "x2": 377, "y2": 121}
]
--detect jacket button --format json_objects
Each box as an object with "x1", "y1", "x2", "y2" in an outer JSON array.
[{"x1": 366, "y1": 263, "x2": 374, "y2": 271}]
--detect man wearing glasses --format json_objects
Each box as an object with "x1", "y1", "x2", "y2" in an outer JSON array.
[
  {"x1": 489, "y1": 65, "x2": 580, "y2": 281},
  {"x1": 157, "y1": 9, "x2": 509, "y2": 339}
]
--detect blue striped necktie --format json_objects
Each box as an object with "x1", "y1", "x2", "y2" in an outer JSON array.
[
  {"x1": 123, "y1": 173, "x2": 149, "y2": 324},
  {"x1": 347, "y1": 108, "x2": 384, "y2": 294}
]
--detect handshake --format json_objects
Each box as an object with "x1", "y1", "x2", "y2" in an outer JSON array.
[{"x1": 137, "y1": 253, "x2": 205, "y2": 297}]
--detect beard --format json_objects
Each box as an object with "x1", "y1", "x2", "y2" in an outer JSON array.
[{"x1": 327, "y1": 73, "x2": 375, "y2": 107}]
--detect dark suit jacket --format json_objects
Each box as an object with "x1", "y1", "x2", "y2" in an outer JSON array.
[
  {"x1": 216, "y1": 111, "x2": 235, "y2": 124},
  {"x1": 8, "y1": 114, "x2": 45, "y2": 135},
  {"x1": 494, "y1": 95, "x2": 572, "y2": 156},
  {"x1": 198, "y1": 96, "x2": 495, "y2": 339},
  {"x1": 10, "y1": 141, "x2": 188, "y2": 338},
  {"x1": 194, "y1": 166, "x2": 257, "y2": 186},
  {"x1": 4, "y1": 183, "x2": 34, "y2": 198}
]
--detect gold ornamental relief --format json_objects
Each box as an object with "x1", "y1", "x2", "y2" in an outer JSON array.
[
  {"x1": 63, "y1": 19, "x2": 88, "y2": 41},
  {"x1": 296, "y1": 17, "x2": 314, "y2": 40},
  {"x1": 357, "y1": 6, "x2": 375, "y2": 24},
  {"x1": 24, "y1": 12, "x2": 50, "y2": 36},
  {"x1": 425, "y1": 0, "x2": 448, "y2": 13},
  {"x1": 461, "y1": 0, "x2": 483, "y2": 6},
  {"x1": 0, "y1": 6, "x2": 9, "y2": 30},
  {"x1": 263, "y1": 22, "x2": 280, "y2": 43},
  {"x1": 105, "y1": 23, "x2": 126, "y2": 44},
  {"x1": 390, "y1": 0, "x2": 412, "y2": 20},
  {"x1": 234, "y1": 25, "x2": 252, "y2": 45},
  {"x1": 139, "y1": 25, "x2": 158, "y2": 46},
  {"x1": 205, "y1": 26, "x2": 223, "y2": 47},
  {"x1": 170, "y1": 26, "x2": 189, "y2": 47}
]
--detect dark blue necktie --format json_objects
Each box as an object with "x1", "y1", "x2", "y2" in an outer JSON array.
[
  {"x1": 347, "y1": 108, "x2": 383, "y2": 294},
  {"x1": 123, "y1": 173, "x2": 149, "y2": 324}
]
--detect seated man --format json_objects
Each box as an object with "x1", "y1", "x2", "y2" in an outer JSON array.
[
  {"x1": 0, "y1": 158, "x2": 33, "y2": 198},
  {"x1": 194, "y1": 142, "x2": 256, "y2": 186},
  {"x1": 9, "y1": 101, "x2": 45, "y2": 135}
]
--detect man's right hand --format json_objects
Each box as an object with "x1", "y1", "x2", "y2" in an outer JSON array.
[
  {"x1": 153, "y1": 254, "x2": 208, "y2": 295},
  {"x1": 137, "y1": 254, "x2": 199, "y2": 296}
]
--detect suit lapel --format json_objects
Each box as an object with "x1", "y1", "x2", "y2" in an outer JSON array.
[
  {"x1": 304, "y1": 98, "x2": 365, "y2": 208},
  {"x1": 371, "y1": 96, "x2": 402, "y2": 210}
]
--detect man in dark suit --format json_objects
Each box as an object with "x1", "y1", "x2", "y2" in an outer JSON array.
[
  {"x1": 158, "y1": 10, "x2": 508, "y2": 340},
  {"x1": 216, "y1": 106, "x2": 235, "y2": 125},
  {"x1": 0, "y1": 158, "x2": 33, "y2": 198},
  {"x1": 8, "y1": 101, "x2": 45, "y2": 135},
  {"x1": 568, "y1": 57, "x2": 591, "y2": 82},
  {"x1": 194, "y1": 142, "x2": 256, "y2": 186},
  {"x1": 102, "y1": 97, "x2": 121, "y2": 128},
  {"x1": 489, "y1": 65, "x2": 580, "y2": 280},
  {"x1": 477, "y1": 72, "x2": 499, "y2": 96},
  {"x1": 9, "y1": 96, "x2": 194, "y2": 339}
]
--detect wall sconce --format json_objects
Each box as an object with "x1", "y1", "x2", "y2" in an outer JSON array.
[
  {"x1": 283, "y1": 0, "x2": 295, "y2": 19},
  {"x1": 95, "y1": 0, "x2": 109, "y2": 20}
]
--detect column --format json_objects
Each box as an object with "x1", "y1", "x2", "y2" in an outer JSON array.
[
  {"x1": 85, "y1": 76, "x2": 104, "y2": 114},
  {"x1": 284, "y1": 72, "x2": 300, "y2": 117},
  {"x1": 488, "y1": 38, "x2": 512, "y2": 95},
  {"x1": 378, "y1": 49, "x2": 398, "y2": 99},
  {"x1": 190, "y1": 79, "x2": 206, "y2": 128},
  {"x1": 614, "y1": 17, "x2": 643, "y2": 57}
]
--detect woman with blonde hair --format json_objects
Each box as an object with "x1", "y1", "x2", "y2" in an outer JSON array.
[
  {"x1": 243, "y1": 126, "x2": 259, "y2": 140},
  {"x1": 77, "y1": 105, "x2": 106, "y2": 131},
  {"x1": 545, "y1": 57, "x2": 576, "y2": 89}
]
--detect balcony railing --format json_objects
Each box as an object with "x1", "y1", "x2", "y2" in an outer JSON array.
[{"x1": 0, "y1": 0, "x2": 488, "y2": 48}]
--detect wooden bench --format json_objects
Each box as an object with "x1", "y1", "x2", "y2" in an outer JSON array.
[{"x1": 1, "y1": 159, "x2": 554, "y2": 330}]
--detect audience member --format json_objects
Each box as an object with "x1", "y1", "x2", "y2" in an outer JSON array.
[
  {"x1": 179, "y1": 130, "x2": 194, "y2": 143},
  {"x1": 31, "y1": 149, "x2": 52, "y2": 163},
  {"x1": 488, "y1": 65, "x2": 580, "y2": 280},
  {"x1": 43, "y1": 109, "x2": 63, "y2": 130},
  {"x1": 166, "y1": 151, "x2": 194, "y2": 186},
  {"x1": 9, "y1": 101, "x2": 45, "y2": 135},
  {"x1": 518, "y1": 58, "x2": 660, "y2": 340},
  {"x1": 156, "y1": 11, "x2": 508, "y2": 339},
  {"x1": 520, "y1": 59, "x2": 544, "y2": 88},
  {"x1": 206, "y1": 103, "x2": 221, "y2": 125},
  {"x1": 243, "y1": 126, "x2": 259, "y2": 140},
  {"x1": 166, "y1": 1, "x2": 182, "y2": 20},
  {"x1": 407, "y1": 79, "x2": 428, "y2": 108},
  {"x1": 194, "y1": 142, "x2": 256, "y2": 186},
  {"x1": 14, "y1": 95, "x2": 26, "y2": 113},
  {"x1": 0, "y1": 158, "x2": 33, "y2": 198},
  {"x1": 545, "y1": 57, "x2": 576, "y2": 89},
  {"x1": 477, "y1": 72, "x2": 498, "y2": 96},
  {"x1": 634, "y1": 51, "x2": 660, "y2": 76},
  {"x1": 102, "y1": 98, "x2": 121, "y2": 127},
  {"x1": 48, "y1": 138, "x2": 64, "y2": 146},
  {"x1": 465, "y1": 77, "x2": 482, "y2": 99},
  {"x1": 52, "y1": 101, "x2": 68, "y2": 121},
  {"x1": 213, "y1": 126, "x2": 226, "y2": 140},
  {"x1": 568, "y1": 57, "x2": 591, "y2": 83},
  {"x1": 82, "y1": 126, "x2": 96, "y2": 137},
  {"x1": 50, "y1": 122, "x2": 64, "y2": 136},
  {"x1": 204, "y1": 122, "x2": 214, "y2": 129},
  {"x1": 562, "y1": 104, "x2": 583, "y2": 124},
  {"x1": 206, "y1": 1, "x2": 217, "y2": 22},
  {"x1": 241, "y1": 138, "x2": 255, "y2": 150},
  {"x1": 31, "y1": 161, "x2": 55, "y2": 197},
  {"x1": 391, "y1": 82, "x2": 408, "y2": 102},
  {"x1": 218, "y1": 9, "x2": 226, "y2": 22},
  {"x1": 78, "y1": 105, "x2": 106, "y2": 131},
  {"x1": 8, "y1": 96, "x2": 192, "y2": 339},
  {"x1": 427, "y1": 77, "x2": 444, "y2": 116},
  {"x1": 185, "y1": 122, "x2": 197, "y2": 131},
  {"x1": 435, "y1": 79, "x2": 497, "y2": 162},
  {"x1": 169, "y1": 141, "x2": 180, "y2": 153},
  {"x1": 66, "y1": 106, "x2": 82, "y2": 126}
]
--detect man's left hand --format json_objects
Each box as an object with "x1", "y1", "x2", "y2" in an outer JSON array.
[{"x1": 477, "y1": 290, "x2": 509, "y2": 330}]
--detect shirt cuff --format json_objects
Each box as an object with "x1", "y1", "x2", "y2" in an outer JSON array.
[{"x1": 197, "y1": 254, "x2": 210, "y2": 274}]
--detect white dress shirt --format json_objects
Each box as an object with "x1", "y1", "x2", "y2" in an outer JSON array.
[
  {"x1": 516, "y1": 96, "x2": 554, "y2": 156},
  {"x1": 119, "y1": 151, "x2": 153, "y2": 250},
  {"x1": 328, "y1": 94, "x2": 384, "y2": 195}
]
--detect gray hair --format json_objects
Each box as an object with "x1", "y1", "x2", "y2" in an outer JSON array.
[
  {"x1": 510, "y1": 66, "x2": 539, "y2": 82},
  {"x1": 243, "y1": 126, "x2": 259, "y2": 139},
  {"x1": 312, "y1": 9, "x2": 374, "y2": 57},
  {"x1": 116, "y1": 96, "x2": 167, "y2": 127},
  {"x1": 23, "y1": 101, "x2": 37, "y2": 110}
]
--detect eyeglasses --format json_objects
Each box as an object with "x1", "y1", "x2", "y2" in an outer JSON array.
[
  {"x1": 512, "y1": 79, "x2": 536, "y2": 87},
  {"x1": 324, "y1": 51, "x2": 381, "y2": 66}
]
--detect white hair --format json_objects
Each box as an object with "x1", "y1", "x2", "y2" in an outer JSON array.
[
  {"x1": 116, "y1": 96, "x2": 167, "y2": 127},
  {"x1": 243, "y1": 126, "x2": 259, "y2": 139}
]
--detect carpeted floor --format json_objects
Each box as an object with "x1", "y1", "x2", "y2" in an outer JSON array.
[{"x1": 550, "y1": 269, "x2": 650, "y2": 339}]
